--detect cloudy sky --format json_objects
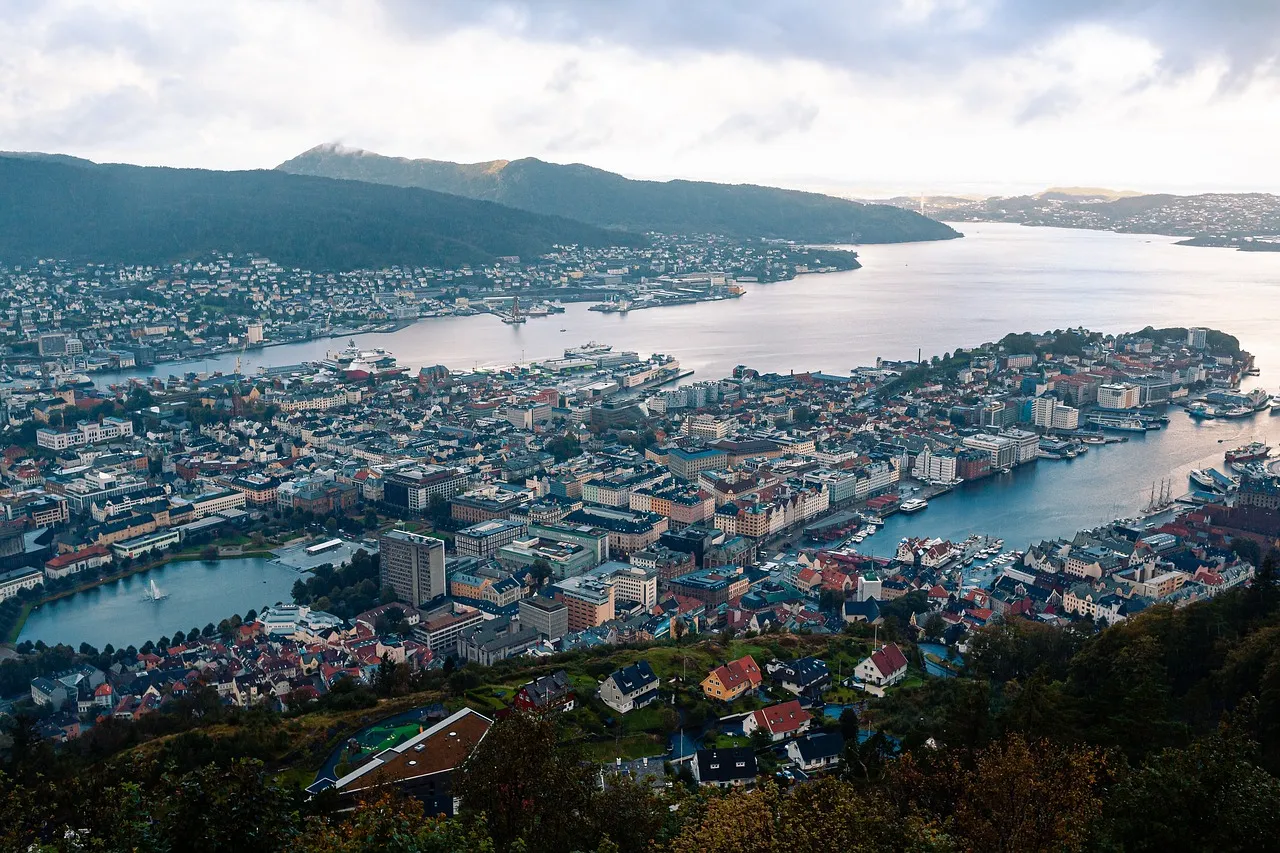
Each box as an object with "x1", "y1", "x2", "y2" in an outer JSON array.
[{"x1": 3, "y1": 0, "x2": 1278, "y2": 196}]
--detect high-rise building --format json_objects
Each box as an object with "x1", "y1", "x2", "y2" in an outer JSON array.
[
  {"x1": 378, "y1": 529, "x2": 446, "y2": 607},
  {"x1": 1187, "y1": 327, "x2": 1208, "y2": 349},
  {"x1": 246, "y1": 322, "x2": 264, "y2": 344}
]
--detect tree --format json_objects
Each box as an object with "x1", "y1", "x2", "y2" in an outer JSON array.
[
  {"x1": 454, "y1": 712, "x2": 598, "y2": 853},
  {"x1": 839, "y1": 707, "x2": 861, "y2": 742}
]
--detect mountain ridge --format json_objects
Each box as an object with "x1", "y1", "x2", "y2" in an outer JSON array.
[
  {"x1": 277, "y1": 144, "x2": 962, "y2": 244},
  {"x1": 0, "y1": 153, "x2": 642, "y2": 270}
]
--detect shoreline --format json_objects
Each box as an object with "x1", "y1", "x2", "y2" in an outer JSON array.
[{"x1": 4, "y1": 547, "x2": 276, "y2": 646}]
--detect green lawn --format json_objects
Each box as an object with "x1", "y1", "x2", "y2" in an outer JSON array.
[
  {"x1": 620, "y1": 703, "x2": 677, "y2": 736},
  {"x1": 580, "y1": 734, "x2": 667, "y2": 762}
]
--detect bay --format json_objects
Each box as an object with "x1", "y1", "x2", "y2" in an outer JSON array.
[{"x1": 41, "y1": 223, "x2": 1280, "y2": 647}]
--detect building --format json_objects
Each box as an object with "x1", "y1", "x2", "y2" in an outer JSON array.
[
  {"x1": 854, "y1": 643, "x2": 909, "y2": 687},
  {"x1": 1098, "y1": 383, "x2": 1141, "y2": 410},
  {"x1": 382, "y1": 466, "x2": 468, "y2": 514},
  {"x1": 693, "y1": 747, "x2": 757, "y2": 788},
  {"x1": 599, "y1": 661, "x2": 659, "y2": 714},
  {"x1": 562, "y1": 506, "x2": 667, "y2": 558},
  {"x1": 527, "y1": 521, "x2": 610, "y2": 566},
  {"x1": 457, "y1": 619, "x2": 542, "y2": 666},
  {"x1": 454, "y1": 519, "x2": 527, "y2": 558},
  {"x1": 589, "y1": 561, "x2": 658, "y2": 608},
  {"x1": 413, "y1": 603, "x2": 485, "y2": 657},
  {"x1": 785, "y1": 732, "x2": 844, "y2": 772},
  {"x1": 962, "y1": 434, "x2": 1018, "y2": 469},
  {"x1": 667, "y1": 446, "x2": 729, "y2": 480},
  {"x1": 742, "y1": 700, "x2": 812, "y2": 742},
  {"x1": 110, "y1": 528, "x2": 180, "y2": 560},
  {"x1": 513, "y1": 669, "x2": 575, "y2": 712},
  {"x1": 700, "y1": 655, "x2": 762, "y2": 701},
  {"x1": 317, "y1": 708, "x2": 491, "y2": 814},
  {"x1": 1000, "y1": 429, "x2": 1041, "y2": 466},
  {"x1": 497, "y1": 536, "x2": 598, "y2": 580},
  {"x1": 379, "y1": 529, "x2": 446, "y2": 607},
  {"x1": 43, "y1": 545, "x2": 112, "y2": 581},
  {"x1": 667, "y1": 568, "x2": 750, "y2": 608},
  {"x1": 518, "y1": 595, "x2": 570, "y2": 640},
  {"x1": 36, "y1": 417, "x2": 135, "y2": 451},
  {"x1": 450, "y1": 487, "x2": 529, "y2": 524},
  {"x1": 1187, "y1": 327, "x2": 1208, "y2": 349},
  {"x1": 768, "y1": 656, "x2": 831, "y2": 699},
  {"x1": 0, "y1": 566, "x2": 42, "y2": 602},
  {"x1": 552, "y1": 575, "x2": 615, "y2": 631}
]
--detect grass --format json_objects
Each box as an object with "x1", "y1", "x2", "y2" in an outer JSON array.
[
  {"x1": 580, "y1": 734, "x2": 667, "y2": 762},
  {"x1": 708, "y1": 734, "x2": 751, "y2": 749},
  {"x1": 4, "y1": 601, "x2": 35, "y2": 643}
]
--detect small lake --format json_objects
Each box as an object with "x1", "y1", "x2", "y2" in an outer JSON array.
[{"x1": 17, "y1": 557, "x2": 301, "y2": 650}]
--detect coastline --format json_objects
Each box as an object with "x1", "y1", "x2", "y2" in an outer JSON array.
[{"x1": 4, "y1": 546, "x2": 276, "y2": 645}]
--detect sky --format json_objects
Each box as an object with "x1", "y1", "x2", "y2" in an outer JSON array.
[{"x1": 2, "y1": 0, "x2": 1279, "y2": 197}]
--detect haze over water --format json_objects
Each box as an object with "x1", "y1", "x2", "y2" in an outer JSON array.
[{"x1": 95, "y1": 223, "x2": 1280, "y2": 383}]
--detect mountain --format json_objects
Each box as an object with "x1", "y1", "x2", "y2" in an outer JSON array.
[
  {"x1": 882, "y1": 188, "x2": 1280, "y2": 239},
  {"x1": 276, "y1": 144, "x2": 961, "y2": 244},
  {"x1": 0, "y1": 154, "x2": 642, "y2": 270}
]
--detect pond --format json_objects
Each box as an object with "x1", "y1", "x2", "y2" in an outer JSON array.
[{"x1": 17, "y1": 557, "x2": 302, "y2": 650}]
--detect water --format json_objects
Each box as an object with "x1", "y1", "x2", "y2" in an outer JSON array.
[
  {"x1": 856, "y1": 412, "x2": 1271, "y2": 559},
  {"x1": 917, "y1": 643, "x2": 962, "y2": 679},
  {"x1": 91, "y1": 223, "x2": 1280, "y2": 387},
  {"x1": 17, "y1": 558, "x2": 299, "y2": 650},
  {"x1": 62, "y1": 224, "x2": 1280, "y2": 647}
]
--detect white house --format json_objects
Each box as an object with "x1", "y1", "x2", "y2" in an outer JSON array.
[
  {"x1": 854, "y1": 643, "x2": 909, "y2": 687},
  {"x1": 599, "y1": 660, "x2": 659, "y2": 714}
]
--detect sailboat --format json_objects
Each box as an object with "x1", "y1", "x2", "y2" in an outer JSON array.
[{"x1": 141, "y1": 578, "x2": 168, "y2": 602}]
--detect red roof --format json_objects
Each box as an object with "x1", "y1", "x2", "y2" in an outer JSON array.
[
  {"x1": 751, "y1": 700, "x2": 811, "y2": 736},
  {"x1": 710, "y1": 655, "x2": 762, "y2": 690},
  {"x1": 870, "y1": 643, "x2": 908, "y2": 678}
]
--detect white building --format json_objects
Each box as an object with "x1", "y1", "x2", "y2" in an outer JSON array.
[
  {"x1": 1098, "y1": 383, "x2": 1141, "y2": 410},
  {"x1": 913, "y1": 446, "x2": 958, "y2": 484}
]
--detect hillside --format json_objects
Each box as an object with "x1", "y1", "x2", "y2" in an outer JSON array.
[
  {"x1": 888, "y1": 188, "x2": 1280, "y2": 238},
  {"x1": 0, "y1": 154, "x2": 643, "y2": 270},
  {"x1": 276, "y1": 144, "x2": 962, "y2": 244}
]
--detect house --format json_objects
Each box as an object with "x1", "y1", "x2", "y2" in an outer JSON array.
[
  {"x1": 786, "y1": 732, "x2": 844, "y2": 772},
  {"x1": 855, "y1": 643, "x2": 909, "y2": 687},
  {"x1": 742, "y1": 699, "x2": 812, "y2": 742},
  {"x1": 309, "y1": 707, "x2": 492, "y2": 815},
  {"x1": 513, "y1": 669, "x2": 576, "y2": 712},
  {"x1": 30, "y1": 676, "x2": 69, "y2": 708},
  {"x1": 768, "y1": 656, "x2": 831, "y2": 699},
  {"x1": 700, "y1": 655, "x2": 762, "y2": 701},
  {"x1": 692, "y1": 746, "x2": 758, "y2": 788},
  {"x1": 843, "y1": 599, "x2": 882, "y2": 625},
  {"x1": 599, "y1": 660, "x2": 659, "y2": 714}
]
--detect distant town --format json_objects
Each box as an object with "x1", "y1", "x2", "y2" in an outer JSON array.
[{"x1": 0, "y1": 237, "x2": 856, "y2": 377}]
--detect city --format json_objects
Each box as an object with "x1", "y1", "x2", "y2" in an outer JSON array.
[{"x1": 5, "y1": 3, "x2": 1280, "y2": 851}]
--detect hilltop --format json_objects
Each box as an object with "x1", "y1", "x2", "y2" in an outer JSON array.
[
  {"x1": 0, "y1": 154, "x2": 643, "y2": 270},
  {"x1": 276, "y1": 144, "x2": 962, "y2": 244}
]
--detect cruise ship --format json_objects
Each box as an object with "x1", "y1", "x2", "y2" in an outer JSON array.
[
  {"x1": 899, "y1": 498, "x2": 929, "y2": 513},
  {"x1": 322, "y1": 342, "x2": 405, "y2": 380},
  {"x1": 1087, "y1": 414, "x2": 1150, "y2": 433}
]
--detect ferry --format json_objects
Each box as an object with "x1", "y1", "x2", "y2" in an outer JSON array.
[
  {"x1": 1189, "y1": 469, "x2": 1218, "y2": 491},
  {"x1": 1226, "y1": 441, "x2": 1271, "y2": 465},
  {"x1": 565, "y1": 342, "x2": 612, "y2": 358},
  {"x1": 1087, "y1": 414, "x2": 1149, "y2": 433},
  {"x1": 899, "y1": 498, "x2": 929, "y2": 514},
  {"x1": 1187, "y1": 402, "x2": 1217, "y2": 420},
  {"x1": 323, "y1": 342, "x2": 405, "y2": 381}
]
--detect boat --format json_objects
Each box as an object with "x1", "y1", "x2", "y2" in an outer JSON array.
[
  {"x1": 900, "y1": 498, "x2": 929, "y2": 514},
  {"x1": 141, "y1": 578, "x2": 168, "y2": 602},
  {"x1": 565, "y1": 342, "x2": 612, "y2": 358},
  {"x1": 1221, "y1": 406, "x2": 1255, "y2": 420},
  {"x1": 1188, "y1": 469, "x2": 1217, "y2": 491},
  {"x1": 1187, "y1": 402, "x2": 1217, "y2": 419},
  {"x1": 1226, "y1": 441, "x2": 1271, "y2": 465},
  {"x1": 323, "y1": 342, "x2": 405, "y2": 380},
  {"x1": 1087, "y1": 414, "x2": 1149, "y2": 433}
]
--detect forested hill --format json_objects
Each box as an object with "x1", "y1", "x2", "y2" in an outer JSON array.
[
  {"x1": 0, "y1": 154, "x2": 643, "y2": 270},
  {"x1": 277, "y1": 144, "x2": 962, "y2": 244}
]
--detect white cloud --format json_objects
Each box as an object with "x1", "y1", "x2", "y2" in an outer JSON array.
[{"x1": 0, "y1": 0, "x2": 1276, "y2": 194}]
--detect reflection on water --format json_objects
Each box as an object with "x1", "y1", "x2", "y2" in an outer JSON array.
[{"x1": 18, "y1": 558, "x2": 299, "y2": 650}]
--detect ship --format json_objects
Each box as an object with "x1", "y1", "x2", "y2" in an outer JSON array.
[
  {"x1": 141, "y1": 578, "x2": 168, "y2": 602},
  {"x1": 899, "y1": 498, "x2": 929, "y2": 513},
  {"x1": 1226, "y1": 441, "x2": 1271, "y2": 465},
  {"x1": 565, "y1": 342, "x2": 613, "y2": 358},
  {"x1": 1187, "y1": 402, "x2": 1217, "y2": 420},
  {"x1": 1190, "y1": 467, "x2": 1238, "y2": 493},
  {"x1": 323, "y1": 342, "x2": 405, "y2": 381},
  {"x1": 1087, "y1": 414, "x2": 1149, "y2": 433}
]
